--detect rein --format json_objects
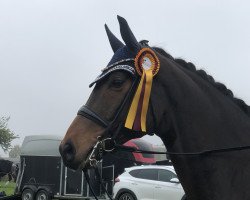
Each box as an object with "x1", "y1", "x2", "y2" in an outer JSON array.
[
  {"x1": 83, "y1": 167, "x2": 113, "y2": 200},
  {"x1": 114, "y1": 143, "x2": 250, "y2": 156},
  {"x1": 81, "y1": 139, "x2": 250, "y2": 200}
]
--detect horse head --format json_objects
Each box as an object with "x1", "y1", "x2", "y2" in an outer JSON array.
[{"x1": 59, "y1": 16, "x2": 159, "y2": 170}]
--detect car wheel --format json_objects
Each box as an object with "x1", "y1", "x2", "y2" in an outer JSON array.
[
  {"x1": 35, "y1": 190, "x2": 51, "y2": 200},
  {"x1": 22, "y1": 188, "x2": 34, "y2": 200},
  {"x1": 118, "y1": 192, "x2": 136, "y2": 200}
]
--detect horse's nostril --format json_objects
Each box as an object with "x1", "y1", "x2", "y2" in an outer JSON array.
[{"x1": 61, "y1": 141, "x2": 76, "y2": 163}]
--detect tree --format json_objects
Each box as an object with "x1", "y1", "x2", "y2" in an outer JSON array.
[
  {"x1": 0, "y1": 117, "x2": 18, "y2": 152},
  {"x1": 9, "y1": 145, "x2": 21, "y2": 158}
]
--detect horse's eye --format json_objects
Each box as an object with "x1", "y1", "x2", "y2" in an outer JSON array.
[{"x1": 110, "y1": 79, "x2": 124, "y2": 88}]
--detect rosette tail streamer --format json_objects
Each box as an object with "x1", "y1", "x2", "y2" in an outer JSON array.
[{"x1": 125, "y1": 48, "x2": 160, "y2": 132}]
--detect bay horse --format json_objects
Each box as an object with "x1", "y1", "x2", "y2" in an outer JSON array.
[
  {"x1": 59, "y1": 16, "x2": 250, "y2": 200},
  {"x1": 0, "y1": 159, "x2": 18, "y2": 182}
]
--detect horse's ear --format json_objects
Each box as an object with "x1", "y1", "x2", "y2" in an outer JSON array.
[
  {"x1": 105, "y1": 24, "x2": 124, "y2": 52},
  {"x1": 117, "y1": 15, "x2": 140, "y2": 54}
]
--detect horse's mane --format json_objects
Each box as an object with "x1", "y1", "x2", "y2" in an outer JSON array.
[{"x1": 153, "y1": 47, "x2": 250, "y2": 117}]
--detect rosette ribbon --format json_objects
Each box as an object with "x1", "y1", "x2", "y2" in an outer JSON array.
[{"x1": 125, "y1": 48, "x2": 160, "y2": 132}]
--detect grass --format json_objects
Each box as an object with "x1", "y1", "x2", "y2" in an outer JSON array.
[{"x1": 0, "y1": 181, "x2": 16, "y2": 196}]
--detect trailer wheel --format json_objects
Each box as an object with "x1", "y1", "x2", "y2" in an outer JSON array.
[
  {"x1": 35, "y1": 190, "x2": 51, "y2": 200},
  {"x1": 22, "y1": 188, "x2": 34, "y2": 200}
]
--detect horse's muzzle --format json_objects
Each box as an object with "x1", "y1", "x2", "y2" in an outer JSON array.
[{"x1": 59, "y1": 140, "x2": 78, "y2": 169}]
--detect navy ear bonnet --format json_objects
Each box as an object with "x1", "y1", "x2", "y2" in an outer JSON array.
[
  {"x1": 108, "y1": 46, "x2": 134, "y2": 66},
  {"x1": 89, "y1": 16, "x2": 148, "y2": 88},
  {"x1": 89, "y1": 46, "x2": 136, "y2": 87}
]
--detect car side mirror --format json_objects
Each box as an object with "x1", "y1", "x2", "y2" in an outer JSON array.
[{"x1": 170, "y1": 178, "x2": 180, "y2": 183}]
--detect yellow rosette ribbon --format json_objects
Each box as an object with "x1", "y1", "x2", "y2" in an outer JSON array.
[{"x1": 125, "y1": 48, "x2": 160, "y2": 132}]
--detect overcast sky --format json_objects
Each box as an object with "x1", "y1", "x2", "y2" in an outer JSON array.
[{"x1": 1, "y1": 0, "x2": 250, "y2": 156}]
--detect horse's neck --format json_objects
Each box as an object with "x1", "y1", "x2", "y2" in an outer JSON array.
[
  {"x1": 153, "y1": 57, "x2": 250, "y2": 199},
  {"x1": 154, "y1": 58, "x2": 250, "y2": 152}
]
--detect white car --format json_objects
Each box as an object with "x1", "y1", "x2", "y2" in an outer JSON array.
[{"x1": 113, "y1": 165, "x2": 186, "y2": 200}]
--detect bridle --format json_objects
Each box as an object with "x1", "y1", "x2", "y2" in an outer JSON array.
[
  {"x1": 77, "y1": 65, "x2": 250, "y2": 170},
  {"x1": 77, "y1": 69, "x2": 141, "y2": 200},
  {"x1": 77, "y1": 72, "x2": 140, "y2": 169}
]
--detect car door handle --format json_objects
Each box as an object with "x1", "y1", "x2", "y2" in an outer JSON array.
[
  {"x1": 155, "y1": 186, "x2": 161, "y2": 188},
  {"x1": 131, "y1": 183, "x2": 138, "y2": 185}
]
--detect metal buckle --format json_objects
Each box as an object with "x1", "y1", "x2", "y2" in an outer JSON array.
[
  {"x1": 85, "y1": 140, "x2": 101, "y2": 167},
  {"x1": 83, "y1": 137, "x2": 116, "y2": 168},
  {"x1": 101, "y1": 138, "x2": 116, "y2": 152}
]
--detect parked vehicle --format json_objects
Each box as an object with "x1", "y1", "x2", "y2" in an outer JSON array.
[
  {"x1": 113, "y1": 165, "x2": 185, "y2": 200},
  {"x1": 15, "y1": 135, "x2": 114, "y2": 200}
]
